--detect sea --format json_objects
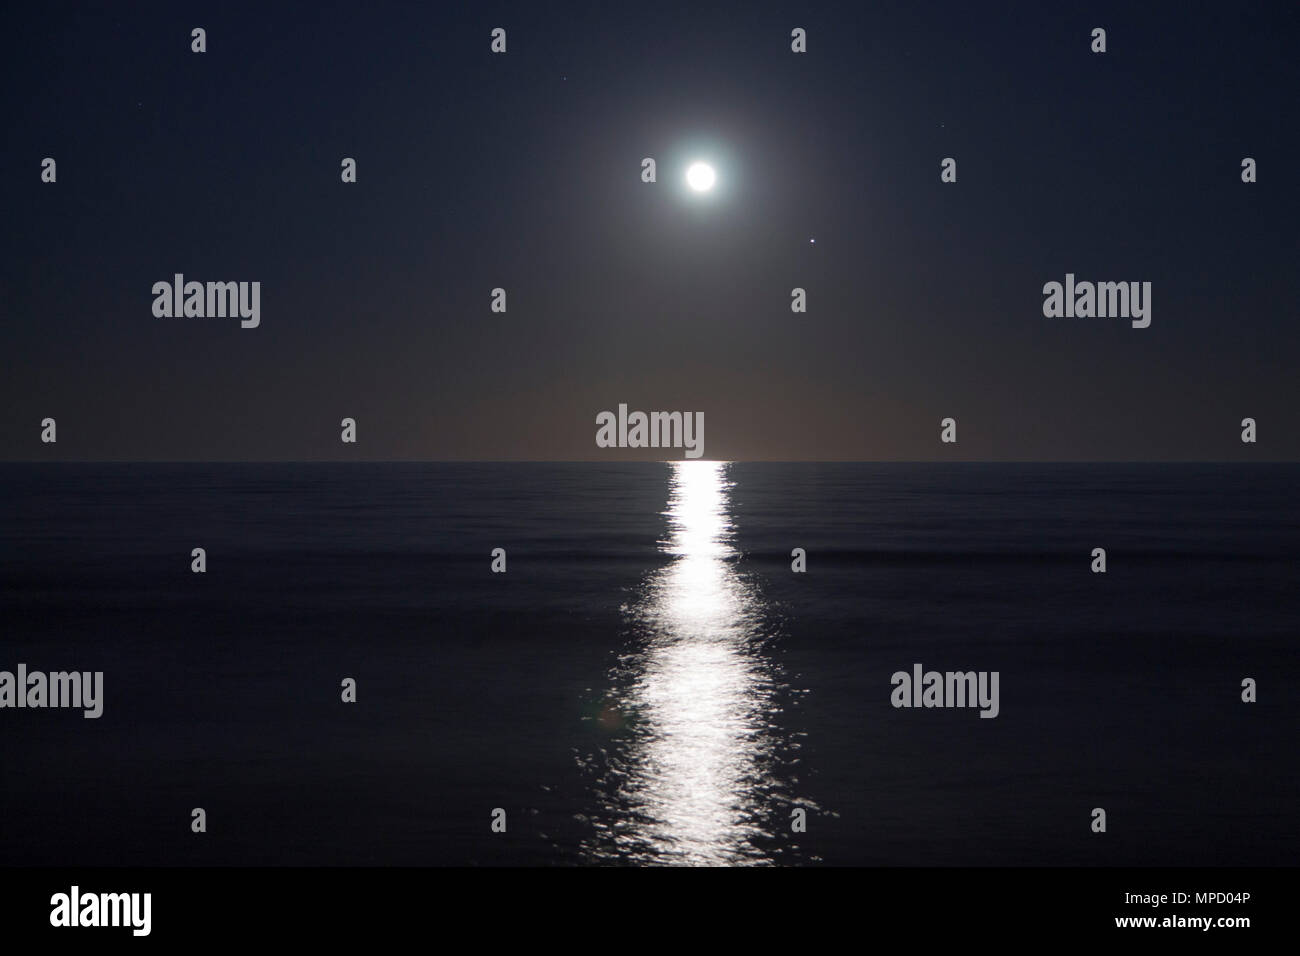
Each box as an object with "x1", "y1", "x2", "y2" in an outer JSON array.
[{"x1": 2, "y1": 462, "x2": 1296, "y2": 866}]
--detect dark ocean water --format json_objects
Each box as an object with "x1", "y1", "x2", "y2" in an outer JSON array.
[{"x1": 1, "y1": 462, "x2": 1296, "y2": 866}]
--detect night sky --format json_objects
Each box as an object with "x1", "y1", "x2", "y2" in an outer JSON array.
[{"x1": 3, "y1": 1, "x2": 1297, "y2": 460}]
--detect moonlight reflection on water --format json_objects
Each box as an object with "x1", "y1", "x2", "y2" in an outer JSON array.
[{"x1": 579, "y1": 461, "x2": 811, "y2": 865}]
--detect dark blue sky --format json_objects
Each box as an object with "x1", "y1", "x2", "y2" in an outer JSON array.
[{"x1": 3, "y1": 0, "x2": 1297, "y2": 459}]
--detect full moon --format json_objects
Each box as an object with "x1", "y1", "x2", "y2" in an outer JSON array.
[{"x1": 686, "y1": 162, "x2": 716, "y2": 192}]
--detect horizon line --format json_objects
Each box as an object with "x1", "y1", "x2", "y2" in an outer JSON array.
[{"x1": 1, "y1": 459, "x2": 1295, "y2": 466}]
